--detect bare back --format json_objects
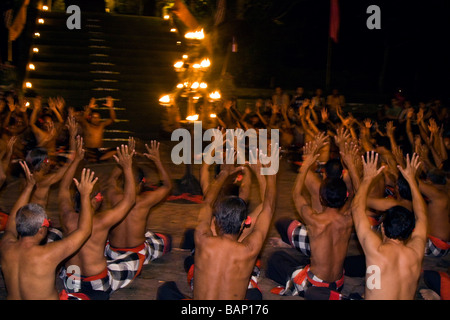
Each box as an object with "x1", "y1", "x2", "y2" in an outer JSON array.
[
  {"x1": 304, "y1": 207, "x2": 353, "y2": 282},
  {"x1": 365, "y1": 242, "x2": 423, "y2": 300},
  {"x1": 0, "y1": 241, "x2": 60, "y2": 300},
  {"x1": 108, "y1": 202, "x2": 149, "y2": 248},
  {"x1": 193, "y1": 235, "x2": 258, "y2": 300},
  {"x1": 427, "y1": 191, "x2": 450, "y2": 241}
]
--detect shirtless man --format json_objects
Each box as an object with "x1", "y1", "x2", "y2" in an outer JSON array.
[
  {"x1": 418, "y1": 169, "x2": 450, "y2": 257},
  {"x1": 352, "y1": 152, "x2": 427, "y2": 300},
  {"x1": 58, "y1": 141, "x2": 136, "y2": 299},
  {"x1": 267, "y1": 138, "x2": 353, "y2": 299},
  {"x1": 25, "y1": 116, "x2": 77, "y2": 208},
  {"x1": 106, "y1": 140, "x2": 172, "y2": 271},
  {"x1": 29, "y1": 96, "x2": 64, "y2": 156},
  {"x1": 0, "y1": 161, "x2": 96, "y2": 300},
  {"x1": 193, "y1": 152, "x2": 277, "y2": 300},
  {"x1": 79, "y1": 96, "x2": 116, "y2": 161}
]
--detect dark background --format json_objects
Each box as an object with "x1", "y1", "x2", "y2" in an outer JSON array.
[{"x1": 207, "y1": 0, "x2": 450, "y2": 103}]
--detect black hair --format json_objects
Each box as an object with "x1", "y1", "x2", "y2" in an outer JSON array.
[
  {"x1": 382, "y1": 206, "x2": 416, "y2": 241},
  {"x1": 397, "y1": 175, "x2": 412, "y2": 201},
  {"x1": 213, "y1": 196, "x2": 248, "y2": 235},
  {"x1": 25, "y1": 148, "x2": 48, "y2": 172},
  {"x1": 325, "y1": 158, "x2": 343, "y2": 179},
  {"x1": 427, "y1": 168, "x2": 447, "y2": 185},
  {"x1": 319, "y1": 178, "x2": 348, "y2": 209}
]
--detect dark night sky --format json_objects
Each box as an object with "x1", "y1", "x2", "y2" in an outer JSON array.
[{"x1": 232, "y1": 0, "x2": 450, "y2": 102}]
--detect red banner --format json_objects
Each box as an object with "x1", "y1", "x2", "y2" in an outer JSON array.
[{"x1": 329, "y1": 0, "x2": 340, "y2": 43}]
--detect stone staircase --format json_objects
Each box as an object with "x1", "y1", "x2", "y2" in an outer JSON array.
[{"x1": 24, "y1": 10, "x2": 183, "y2": 145}]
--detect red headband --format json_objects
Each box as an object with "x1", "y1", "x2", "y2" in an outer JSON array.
[{"x1": 41, "y1": 218, "x2": 50, "y2": 228}]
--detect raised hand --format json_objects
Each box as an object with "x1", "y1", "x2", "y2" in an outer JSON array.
[
  {"x1": 397, "y1": 153, "x2": 421, "y2": 183},
  {"x1": 143, "y1": 140, "x2": 161, "y2": 163},
  {"x1": 302, "y1": 141, "x2": 320, "y2": 169},
  {"x1": 88, "y1": 97, "x2": 97, "y2": 109},
  {"x1": 103, "y1": 96, "x2": 114, "y2": 109},
  {"x1": 362, "y1": 151, "x2": 385, "y2": 180},
  {"x1": 73, "y1": 168, "x2": 98, "y2": 196},
  {"x1": 113, "y1": 144, "x2": 134, "y2": 169},
  {"x1": 127, "y1": 136, "x2": 136, "y2": 154},
  {"x1": 340, "y1": 141, "x2": 360, "y2": 167},
  {"x1": 386, "y1": 121, "x2": 396, "y2": 137},
  {"x1": 334, "y1": 126, "x2": 350, "y2": 148},
  {"x1": 66, "y1": 115, "x2": 78, "y2": 138},
  {"x1": 19, "y1": 161, "x2": 35, "y2": 186},
  {"x1": 75, "y1": 135, "x2": 85, "y2": 160}
]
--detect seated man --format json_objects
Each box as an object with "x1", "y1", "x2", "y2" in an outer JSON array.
[
  {"x1": 58, "y1": 139, "x2": 137, "y2": 299},
  {"x1": 0, "y1": 161, "x2": 96, "y2": 300},
  {"x1": 418, "y1": 169, "x2": 450, "y2": 257},
  {"x1": 177, "y1": 150, "x2": 268, "y2": 300},
  {"x1": 267, "y1": 138, "x2": 353, "y2": 299},
  {"x1": 78, "y1": 97, "x2": 117, "y2": 162},
  {"x1": 106, "y1": 140, "x2": 172, "y2": 274},
  {"x1": 159, "y1": 147, "x2": 278, "y2": 300},
  {"x1": 192, "y1": 150, "x2": 277, "y2": 300},
  {"x1": 352, "y1": 152, "x2": 427, "y2": 299}
]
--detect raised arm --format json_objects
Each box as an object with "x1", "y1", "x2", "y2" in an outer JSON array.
[
  {"x1": 58, "y1": 136, "x2": 85, "y2": 216},
  {"x1": 48, "y1": 97, "x2": 64, "y2": 124},
  {"x1": 2, "y1": 161, "x2": 35, "y2": 240},
  {"x1": 293, "y1": 134, "x2": 327, "y2": 220},
  {"x1": 29, "y1": 97, "x2": 43, "y2": 134},
  {"x1": 339, "y1": 140, "x2": 362, "y2": 191},
  {"x1": 46, "y1": 168, "x2": 97, "y2": 262},
  {"x1": 195, "y1": 160, "x2": 242, "y2": 239},
  {"x1": 101, "y1": 96, "x2": 116, "y2": 127},
  {"x1": 242, "y1": 148, "x2": 278, "y2": 252},
  {"x1": 96, "y1": 144, "x2": 135, "y2": 228},
  {"x1": 398, "y1": 153, "x2": 427, "y2": 255},
  {"x1": 351, "y1": 151, "x2": 385, "y2": 254},
  {"x1": 137, "y1": 140, "x2": 172, "y2": 207}
]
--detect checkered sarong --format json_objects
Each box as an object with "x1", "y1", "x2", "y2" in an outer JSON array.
[
  {"x1": 425, "y1": 235, "x2": 450, "y2": 257},
  {"x1": 60, "y1": 247, "x2": 142, "y2": 299},
  {"x1": 60, "y1": 231, "x2": 169, "y2": 299},
  {"x1": 289, "y1": 220, "x2": 311, "y2": 256},
  {"x1": 271, "y1": 264, "x2": 344, "y2": 298}
]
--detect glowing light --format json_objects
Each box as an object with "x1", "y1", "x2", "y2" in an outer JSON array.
[
  {"x1": 25, "y1": 102, "x2": 30, "y2": 107},
  {"x1": 25, "y1": 82, "x2": 32, "y2": 88},
  {"x1": 209, "y1": 91, "x2": 221, "y2": 100},
  {"x1": 159, "y1": 95, "x2": 171, "y2": 105},
  {"x1": 185, "y1": 29, "x2": 205, "y2": 40},
  {"x1": 170, "y1": 28, "x2": 177, "y2": 33},
  {"x1": 38, "y1": 19, "x2": 45, "y2": 24},
  {"x1": 191, "y1": 82, "x2": 200, "y2": 89},
  {"x1": 33, "y1": 47, "x2": 39, "y2": 53},
  {"x1": 163, "y1": 15, "x2": 170, "y2": 20},
  {"x1": 200, "y1": 82, "x2": 207, "y2": 89},
  {"x1": 42, "y1": 5, "x2": 49, "y2": 11},
  {"x1": 182, "y1": 54, "x2": 188, "y2": 59},
  {"x1": 176, "y1": 83, "x2": 184, "y2": 89},
  {"x1": 200, "y1": 58, "x2": 211, "y2": 68},
  {"x1": 192, "y1": 63, "x2": 201, "y2": 69},
  {"x1": 34, "y1": 32, "x2": 40, "y2": 37},
  {"x1": 210, "y1": 113, "x2": 217, "y2": 118},
  {"x1": 174, "y1": 61, "x2": 184, "y2": 69},
  {"x1": 186, "y1": 114, "x2": 199, "y2": 121},
  {"x1": 28, "y1": 64, "x2": 35, "y2": 70}
]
